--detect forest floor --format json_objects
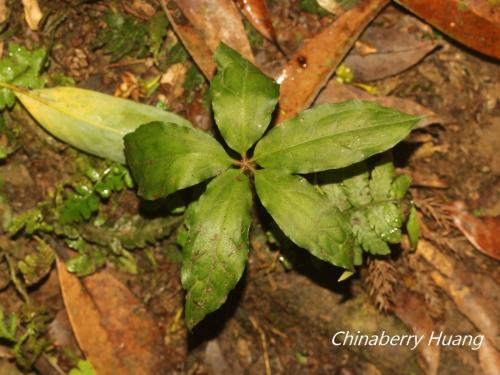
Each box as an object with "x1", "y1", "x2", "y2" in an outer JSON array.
[{"x1": 0, "y1": 0, "x2": 498, "y2": 374}]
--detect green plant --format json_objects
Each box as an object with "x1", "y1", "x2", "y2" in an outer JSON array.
[
  {"x1": 0, "y1": 43, "x2": 47, "y2": 109},
  {"x1": 123, "y1": 44, "x2": 420, "y2": 328},
  {"x1": 1, "y1": 43, "x2": 419, "y2": 329}
]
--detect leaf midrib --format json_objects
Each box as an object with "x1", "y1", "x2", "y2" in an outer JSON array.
[{"x1": 256, "y1": 118, "x2": 413, "y2": 161}]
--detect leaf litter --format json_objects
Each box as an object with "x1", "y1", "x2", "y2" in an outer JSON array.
[{"x1": 0, "y1": 0, "x2": 496, "y2": 371}]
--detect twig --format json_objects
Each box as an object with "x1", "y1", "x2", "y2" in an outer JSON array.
[{"x1": 249, "y1": 316, "x2": 271, "y2": 375}]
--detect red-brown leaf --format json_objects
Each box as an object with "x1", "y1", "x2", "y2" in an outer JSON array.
[
  {"x1": 447, "y1": 202, "x2": 500, "y2": 261},
  {"x1": 236, "y1": 0, "x2": 276, "y2": 41},
  {"x1": 275, "y1": 0, "x2": 389, "y2": 123},
  {"x1": 56, "y1": 259, "x2": 175, "y2": 375},
  {"x1": 396, "y1": 0, "x2": 500, "y2": 59},
  {"x1": 173, "y1": 0, "x2": 254, "y2": 60}
]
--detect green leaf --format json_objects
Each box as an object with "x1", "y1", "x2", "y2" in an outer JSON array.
[
  {"x1": 369, "y1": 154, "x2": 394, "y2": 201},
  {"x1": 407, "y1": 205, "x2": 420, "y2": 251},
  {"x1": 317, "y1": 158, "x2": 408, "y2": 257},
  {"x1": 66, "y1": 251, "x2": 106, "y2": 277},
  {"x1": 340, "y1": 162, "x2": 371, "y2": 207},
  {"x1": 254, "y1": 100, "x2": 419, "y2": 173},
  {"x1": 124, "y1": 121, "x2": 232, "y2": 200},
  {"x1": 391, "y1": 174, "x2": 412, "y2": 199},
  {"x1": 350, "y1": 210, "x2": 391, "y2": 255},
  {"x1": 255, "y1": 169, "x2": 355, "y2": 270},
  {"x1": 182, "y1": 169, "x2": 252, "y2": 329},
  {"x1": 211, "y1": 43, "x2": 279, "y2": 154},
  {"x1": 0, "y1": 43, "x2": 47, "y2": 110},
  {"x1": 147, "y1": 12, "x2": 169, "y2": 60},
  {"x1": 8, "y1": 86, "x2": 192, "y2": 163},
  {"x1": 93, "y1": 10, "x2": 148, "y2": 62},
  {"x1": 69, "y1": 360, "x2": 96, "y2": 375},
  {"x1": 17, "y1": 238, "x2": 55, "y2": 286},
  {"x1": 0, "y1": 308, "x2": 17, "y2": 342},
  {"x1": 59, "y1": 191, "x2": 100, "y2": 225},
  {"x1": 366, "y1": 202, "x2": 403, "y2": 244}
]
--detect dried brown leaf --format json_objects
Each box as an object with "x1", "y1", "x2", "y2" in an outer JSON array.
[
  {"x1": 162, "y1": 3, "x2": 216, "y2": 78},
  {"x1": 164, "y1": 0, "x2": 254, "y2": 80},
  {"x1": 275, "y1": 0, "x2": 389, "y2": 123},
  {"x1": 236, "y1": 0, "x2": 276, "y2": 41},
  {"x1": 343, "y1": 24, "x2": 440, "y2": 81},
  {"x1": 21, "y1": 0, "x2": 43, "y2": 30},
  {"x1": 479, "y1": 339, "x2": 500, "y2": 375},
  {"x1": 396, "y1": 0, "x2": 500, "y2": 59},
  {"x1": 0, "y1": 0, "x2": 8, "y2": 24},
  {"x1": 56, "y1": 258, "x2": 171, "y2": 375},
  {"x1": 393, "y1": 290, "x2": 440, "y2": 375},
  {"x1": 417, "y1": 240, "x2": 500, "y2": 349},
  {"x1": 447, "y1": 202, "x2": 500, "y2": 261}
]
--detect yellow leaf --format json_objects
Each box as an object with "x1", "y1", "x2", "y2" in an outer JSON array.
[{"x1": 9, "y1": 85, "x2": 191, "y2": 163}]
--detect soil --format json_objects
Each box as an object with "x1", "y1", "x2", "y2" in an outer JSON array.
[{"x1": 0, "y1": 1, "x2": 498, "y2": 374}]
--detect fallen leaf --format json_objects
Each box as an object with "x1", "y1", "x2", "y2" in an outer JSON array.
[
  {"x1": 343, "y1": 23, "x2": 440, "y2": 81},
  {"x1": 393, "y1": 290, "x2": 440, "y2": 375},
  {"x1": 21, "y1": 0, "x2": 43, "y2": 30},
  {"x1": 161, "y1": 1, "x2": 216, "y2": 78},
  {"x1": 0, "y1": 0, "x2": 8, "y2": 24},
  {"x1": 56, "y1": 258, "x2": 173, "y2": 375},
  {"x1": 396, "y1": 0, "x2": 500, "y2": 59},
  {"x1": 446, "y1": 202, "x2": 500, "y2": 261},
  {"x1": 47, "y1": 310, "x2": 81, "y2": 355},
  {"x1": 276, "y1": 0, "x2": 389, "y2": 123},
  {"x1": 479, "y1": 339, "x2": 500, "y2": 375},
  {"x1": 164, "y1": 0, "x2": 254, "y2": 80},
  {"x1": 124, "y1": 0, "x2": 156, "y2": 19},
  {"x1": 417, "y1": 240, "x2": 499, "y2": 349},
  {"x1": 236, "y1": 0, "x2": 277, "y2": 42},
  {"x1": 316, "y1": 0, "x2": 344, "y2": 15},
  {"x1": 315, "y1": 80, "x2": 443, "y2": 128}
]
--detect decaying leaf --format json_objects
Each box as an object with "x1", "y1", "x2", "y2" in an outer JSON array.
[
  {"x1": 163, "y1": 0, "x2": 254, "y2": 78},
  {"x1": 446, "y1": 202, "x2": 500, "y2": 261},
  {"x1": 236, "y1": 0, "x2": 277, "y2": 41},
  {"x1": 393, "y1": 290, "x2": 440, "y2": 375},
  {"x1": 0, "y1": 0, "x2": 8, "y2": 24},
  {"x1": 21, "y1": 0, "x2": 43, "y2": 30},
  {"x1": 174, "y1": 0, "x2": 254, "y2": 60},
  {"x1": 276, "y1": 0, "x2": 389, "y2": 123},
  {"x1": 417, "y1": 240, "x2": 499, "y2": 349},
  {"x1": 316, "y1": 80, "x2": 443, "y2": 128},
  {"x1": 57, "y1": 258, "x2": 172, "y2": 374},
  {"x1": 343, "y1": 22, "x2": 440, "y2": 81},
  {"x1": 479, "y1": 339, "x2": 500, "y2": 375},
  {"x1": 161, "y1": 4, "x2": 216, "y2": 78},
  {"x1": 395, "y1": 0, "x2": 500, "y2": 59}
]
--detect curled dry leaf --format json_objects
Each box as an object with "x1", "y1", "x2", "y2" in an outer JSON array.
[
  {"x1": 343, "y1": 23, "x2": 440, "y2": 82},
  {"x1": 236, "y1": 0, "x2": 276, "y2": 41},
  {"x1": 396, "y1": 0, "x2": 500, "y2": 59},
  {"x1": 56, "y1": 258, "x2": 174, "y2": 375},
  {"x1": 21, "y1": 0, "x2": 43, "y2": 30},
  {"x1": 276, "y1": 0, "x2": 389, "y2": 123},
  {"x1": 316, "y1": 80, "x2": 443, "y2": 128},
  {"x1": 393, "y1": 290, "x2": 440, "y2": 375},
  {"x1": 446, "y1": 202, "x2": 500, "y2": 261}
]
